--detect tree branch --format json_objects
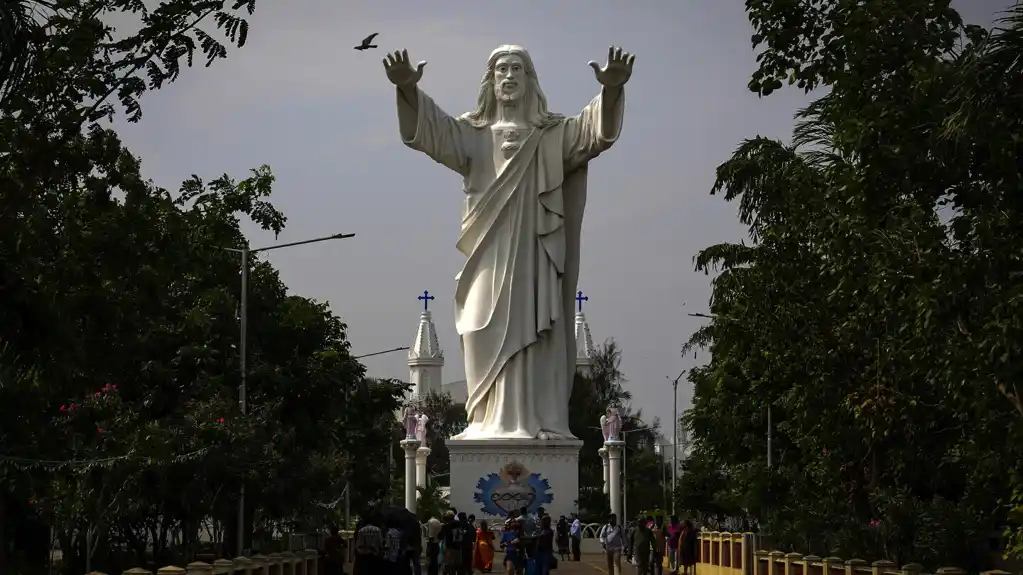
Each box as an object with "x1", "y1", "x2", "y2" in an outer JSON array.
[
  {"x1": 81, "y1": 7, "x2": 219, "y2": 125},
  {"x1": 998, "y1": 381, "x2": 1023, "y2": 418}
]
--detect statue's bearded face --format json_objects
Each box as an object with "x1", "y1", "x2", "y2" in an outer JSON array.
[{"x1": 493, "y1": 54, "x2": 526, "y2": 103}]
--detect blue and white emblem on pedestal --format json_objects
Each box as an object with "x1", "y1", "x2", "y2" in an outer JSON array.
[{"x1": 473, "y1": 461, "x2": 554, "y2": 516}]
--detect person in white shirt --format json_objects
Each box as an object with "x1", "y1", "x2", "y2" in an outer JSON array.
[
  {"x1": 569, "y1": 515, "x2": 582, "y2": 561},
  {"x1": 598, "y1": 514, "x2": 624, "y2": 575},
  {"x1": 425, "y1": 516, "x2": 443, "y2": 575}
]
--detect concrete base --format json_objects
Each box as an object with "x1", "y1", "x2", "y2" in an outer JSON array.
[{"x1": 447, "y1": 438, "x2": 583, "y2": 522}]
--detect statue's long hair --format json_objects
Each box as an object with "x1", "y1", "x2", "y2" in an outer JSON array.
[{"x1": 462, "y1": 45, "x2": 564, "y2": 129}]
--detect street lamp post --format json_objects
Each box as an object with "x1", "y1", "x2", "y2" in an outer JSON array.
[
  {"x1": 353, "y1": 346, "x2": 411, "y2": 360},
  {"x1": 619, "y1": 426, "x2": 650, "y2": 524},
  {"x1": 227, "y1": 231, "x2": 355, "y2": 557},
  {"x1": 669, "y1": 370, "x2": 686, "y2": 517},
  {"x1": 654, "y1": 444, "x2": 666, "y2": 511}
]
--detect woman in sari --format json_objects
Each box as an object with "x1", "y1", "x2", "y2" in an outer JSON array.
[{"x1": 473, "y1": 520, "x2": 496, "y2": 572}]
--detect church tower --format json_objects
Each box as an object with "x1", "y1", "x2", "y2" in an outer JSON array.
[
  {"x1": 408, "y1": 290, "x2": 444, "y2": 401},
  {"x1": 574, "y1": 290, "x2": 596, "y2": 377}
]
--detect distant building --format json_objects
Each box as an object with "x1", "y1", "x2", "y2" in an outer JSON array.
[
  {"x1": 575, "y1": 308, "x2": 596, "y2": 376},
  {"x1": 407, "y1": 307, "x2": 444, "y2": 403},
  {"x1": 442, "y1": 379, "x2": 467, "y2": 404}
]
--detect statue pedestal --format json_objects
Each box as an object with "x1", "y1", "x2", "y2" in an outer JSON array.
[
  {"x1": 598, "y1": 447, "x2": 609, "y2": 494},
  {"x1": 415, "y1": 446, "x2": 431, "y2": 498},
  {"x1": 400, "y1": 439, "x2": 422, "y2": 513},
  {"x1": 604, "y1": 440, "x2": 625, "y2": 521},
  {"x1": 447, "y1": 438, "x2": 583, "y2": 521}
]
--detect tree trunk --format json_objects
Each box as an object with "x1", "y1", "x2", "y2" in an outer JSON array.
[
  {"x1": 222, "y1": 505, "x2": 238, "y2": 558},
  {"x1": 120, "y1": 520, "x2": 148, "y2": 568},
  {"x1": 0, "y1": 488, "x2": 8, "y2": 575}
]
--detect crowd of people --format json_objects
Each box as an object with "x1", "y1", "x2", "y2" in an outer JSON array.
[
  {"x1": 597, "y1": 514, "x2": 699, "y2": 575},
  {"x1": 322, "y1": 507, "x2": 698, "y2": 575},
  {"x1": 419, "y1": 506, "x2": 578, "y2": 575},
  {"x1": 324, "y1": 506, "x2": 572, "y2": 575}
]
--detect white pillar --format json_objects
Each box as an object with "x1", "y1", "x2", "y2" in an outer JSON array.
[
  {"x1": 415, "y1": 446, "x2": 431, "y2": 498},
  {"x1": 400, "y1": 439, "x2": 421, "y2": 513},
  {"x1": 598, "y1": 447, "x2": 610, "y2": 494},
  {"x1": 605, "y1": 440, "x2": 624, "y2": 521}
]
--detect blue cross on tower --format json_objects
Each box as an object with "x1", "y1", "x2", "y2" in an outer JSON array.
[
  {"x1": 575, "y1": 290, "x2": 589, "y2": 313},
  {"x1": 418, "y1": 290, "x2": 435, "y2": 311}
]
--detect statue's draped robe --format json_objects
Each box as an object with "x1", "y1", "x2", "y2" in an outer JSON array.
[{"x1": 399, "y1": 88, "x2": 623, "y2": 439}]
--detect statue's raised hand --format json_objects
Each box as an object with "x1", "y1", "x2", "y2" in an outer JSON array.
[
  {"x1": 587, "y1": 45, "x2": 635, "y2": 88},
  {"x1": 383, "y1": 49, "x2": 427, "y2": 88}
]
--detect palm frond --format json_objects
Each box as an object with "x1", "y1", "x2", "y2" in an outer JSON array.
[
  {"x1": 712, "y1": 137, "x2": 804, "y2": 234},
  {"x1": 681, "y1": 324, "x2": 714, "y2": 358},
  {"x1": 791, "y1": 98, "x2": 834, "y2": 150},
  {"x1": 0, "y1": 0, "x2": 50, "y2": 105},
  {"x1": 693, "y1": 241, "x2": 756, "y2": 274},
  {"x1": 943, "y1": 1, "x2": 1023, "y2": 137}
]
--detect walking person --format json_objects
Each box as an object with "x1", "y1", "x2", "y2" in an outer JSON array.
[
  {"x1": 439, "y1": 511, "x2": 469, "y2": 575},
  {"x1": 535, "y1": 515, "x2": 556, "y2": 575},
  {"x1": 555, "y1": 516, "x2": 570, "y2": 562},
  {"x1": 624, "y1": 520, "x2": 636, "y2": 565},
  {"x1": 454, "y1": 512, "x2": 474, "y2": 575},
  {"x1": 632, "y1": 517, "x2": 652, "y2": 575},
  {"x1": 598, "y1": 514, "x2": 624, "y2": 575},
  {"x1": 473, "y1": 520, "x2": 496, "y2": 573},
  {"x1": 500, "y1": 519, "x2": 525, "y2": 575},
  {"x1": 519, "y1": 506, "x2": 540, "y2": 563},
  {"x1": 666, "y1": 517, "x2": 681, "y2": 574},
  {"x1": 324, "y1": 526, "x2": 347, "y2": 575},
  {"x1": 650, "y1": 516, "x2": 666, "y2": 575},
  {"x1": 569, "y1": 515, "x2": 582, "y2": 561},
  {"x1": 353, "y1": 512, "x2": 384, "y2": 575},
  {"x1": 407, "y1": 514, "x2": 424, "y2": 575},
  {"x1": 426, "y1": 516, "x2": 443, "y2": 575},
  {"x1": 678, "y1": 520, "x2": 698, "y2": 575},
  {"x1": 382, "y1": 516, "x2": 410, "y2": 575}
]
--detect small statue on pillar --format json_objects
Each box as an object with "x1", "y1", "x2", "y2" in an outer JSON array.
[
  {"x1": 600, "y1": 404, "x2": 622, "y2": 441},
  {"x1": 415, "y1": 412, "x2": 430, "y2": 444},
  {"x1": 402, "y1": 402, "x2": 419, "y2": 440}
]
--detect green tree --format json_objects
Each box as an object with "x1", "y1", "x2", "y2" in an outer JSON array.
[
  {"x1": 415, "y1": 390, "x2": 468, "y2": 484},
  {"x1": 415, "y1": 484, "x2": 450, "y2": 523},
  {"x1": 570, "y1": 340, "x2": 658, "y2": 520},
  {"x1": 0, "y1": 0, "x2": 406, "y2": 572},
  {"x1": 683, "y1": 0, "x2": 1023, "y2": 568},
  {"x1": 0, "y1": 0, "x2": 51, "y2": 104}
]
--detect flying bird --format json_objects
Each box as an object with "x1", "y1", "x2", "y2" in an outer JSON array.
[{"x1": 354, "y1": 33, "x2": 379, "y2": 51}]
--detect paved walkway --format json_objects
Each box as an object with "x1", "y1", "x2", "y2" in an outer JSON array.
[
  {"x1": 562, "y1": 553, "x2": 613, "y2": 573},
  {"x1": 419, "y1": 553, "x2": 612, "y2": 573},
  {"x1": 559, "y1": 551, "x2": 673, "y2": 573}
]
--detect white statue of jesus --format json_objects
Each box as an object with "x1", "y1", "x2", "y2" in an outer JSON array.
[{"x1": 384, "y1": 44, "x2": 635, "y2": 440}]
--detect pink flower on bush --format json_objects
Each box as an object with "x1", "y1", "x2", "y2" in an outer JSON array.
[
  {"x1": 216, "y1": 417, "x2": 225, "y2": 424},
  {"x1": 97, "y1": 426, "x2": 104, "y2": 433},
  {"x1": 94, "y1": 392, "x2": 101, "y2": 398},
  {"x1": 868, "y1": 519, "x2": 882, "y2": 528},
  {"x1": 70, "y1": 403, "x2": 78, "y2": 411},
  {"x1": 59, "y1": 404, "x2": 67, "y2": 413}
]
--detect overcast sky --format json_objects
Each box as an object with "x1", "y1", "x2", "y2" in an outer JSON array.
[{"x1": 115, "y1": 0, "x2": 1011, "y2": 438}]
